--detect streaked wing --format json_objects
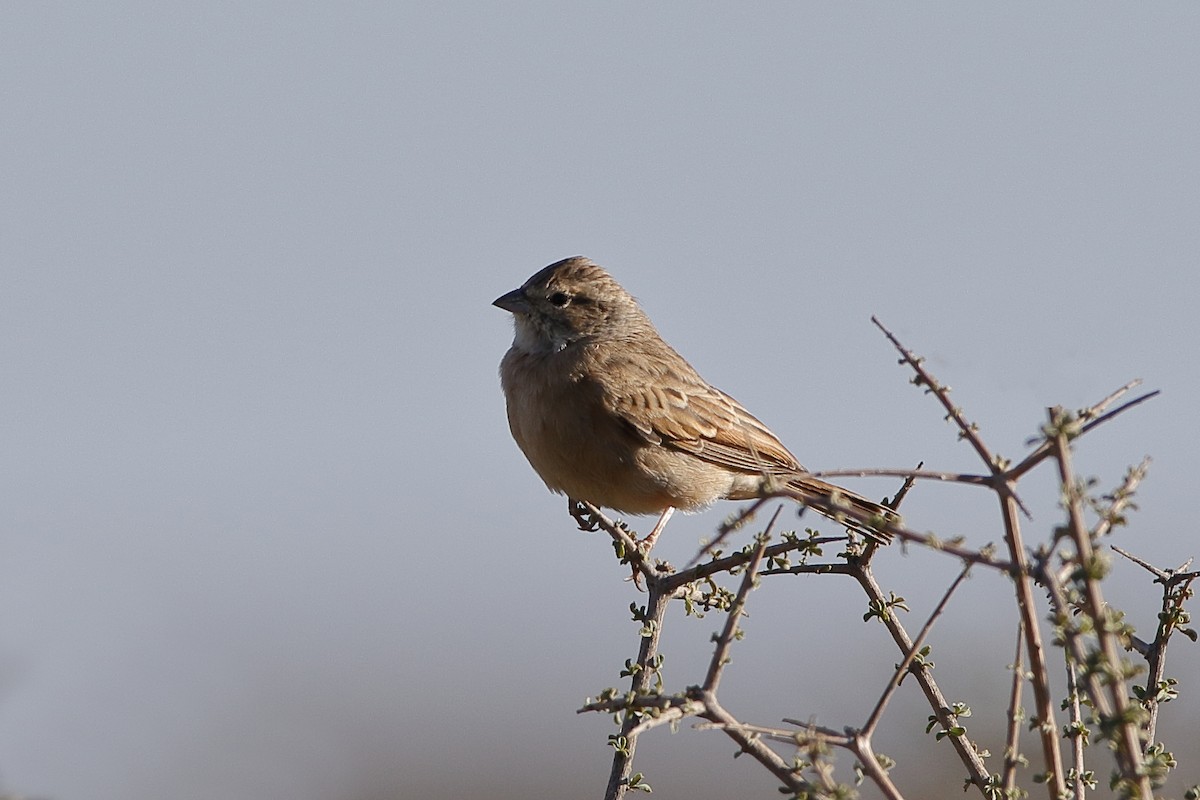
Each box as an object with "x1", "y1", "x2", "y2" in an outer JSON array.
[{"x1": 602, "y1": 347, "x2": 804, "y2": 475}]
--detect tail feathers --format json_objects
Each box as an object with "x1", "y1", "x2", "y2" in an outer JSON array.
[{"x1": 783, "y1": 476, "x2": 896, "y2": 545}]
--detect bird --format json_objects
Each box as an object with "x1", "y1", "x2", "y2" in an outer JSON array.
[{"x1": 493, "y1": 256, "x2": 892, "y2": 551}]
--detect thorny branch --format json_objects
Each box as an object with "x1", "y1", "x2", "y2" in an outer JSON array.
[
  {"x1": 1050, "y1": 411, "x2": 1153, "y2": 798},
  {"x1": 568, "y1": 320, "x2": 1188, "y2": 800},
  {"x1": 996, "y1": 467, "x2": 1065, "y2": 800},
  {"x1": 1063, "y1": 644, "x2": 1089, "y2": 800},
  {"x1": 1003, "y1": 621, "x2": 1026, "y2": 795},
  {"x1": 862, "y1": 562, "x2": 973, "y2": 739},
  {"x1": 1112, "y1": 545, "x2": 1199, "y2": 747}
]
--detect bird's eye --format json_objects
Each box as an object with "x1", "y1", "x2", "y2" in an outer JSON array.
[{"x1": 548, "y1": 292, "x2": 570, "y2": 307}]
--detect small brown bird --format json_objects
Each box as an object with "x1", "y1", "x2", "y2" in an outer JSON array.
[{"x1": 494, "y1": 256, "x2": 891, "y2": 549}]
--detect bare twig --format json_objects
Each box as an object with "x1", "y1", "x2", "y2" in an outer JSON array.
[
  {"x1": 1082, "y1": 380, "x2": 1146, "y2": 421},
  {"x1": 1144, "y1": 571, "x2": 1199, "y2": 747},
  {"x1": 872, "y1": 316, "x2": 998, "y2": 470},
  {"x1": 670, "y1": 533, "x2": 847, "y2": 591},
  {"x1": 624, "y1": 700, "x2": 702, "y2": 738},
  {"x1": 680, "y1": 479, "x2": 1019, "y2": 576},
  {"x1": 998, "y1": 483, "x2": 1066, "y2": 800},
  {"x1": 1091, "y1": 459, "x2": 1150, "y2": 541},
  {"x1": 1064, "y1": 650, "x2": 1088, "y2": 800},
  {"x1": 1113, "y1": 545, "x2": 1200, "y2": 747},
  {"x1": 1002, "y1": 621, "x2": 1026, "y2": 794},
  {"x1": 886, "y1": 462, "x2": 922, "y2": 511},
  {"x1": 851, "y1": 560, "x2": 992, "y2": 790},
  {"x1": 1036, "y1": 554, "x2": 1114, "y2": 722},
  {"x1": 705, "y1": 529, "x2": 771, "y2": 693},
  {"x1": 685, "y1": 496, "x2": 779, "y2": 569},
  {"x1": 862, "y1": 562, "x2": 973, "y2": 738},
  {"x1": 692, "y1": 691, "x2": 809, "y2": 793},
  {"x1": 1078, "y1": 389, "x2": 1160, "y2": 436},
  {"x1": 601, "y1": 581, "x2": 672, "y2": 799},
  {"x1": 815, "y1": 467, "x2": 994, "y2": 487},
  {"x1": 852, "y1": 733, "x2": 907, "y2": 800},
  {"x1": 766, "y1": 544, "x2": 995, "y2": 791},
  {"x1": 1005, "y1": 384, "x2": 1159, "y2": 482},
  {"x1": 1111, "y1": 546, "x2": 1173, "y2": 581},
  {"x1": 1050, "y1": 411, "x2": 1154, "y2": 798},
  {"x1": 700, "y1": 719, "x2": 849, "y2": 747},
  {"x1": 882, "y1": 519, "x2": 1014, "y2": 571}
]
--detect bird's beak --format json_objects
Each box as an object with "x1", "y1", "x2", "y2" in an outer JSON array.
[{"x1": 493, "y1": 287, "x2": 531, "y2": 314}]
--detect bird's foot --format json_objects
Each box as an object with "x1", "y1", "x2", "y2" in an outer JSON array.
[{"x1": 568, "y1": 498, "x2": 601, "y2": 532}]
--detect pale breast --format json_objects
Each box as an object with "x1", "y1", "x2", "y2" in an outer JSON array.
[{"x1": 500, "y1": 345, "x2": 727, "y2": 515}]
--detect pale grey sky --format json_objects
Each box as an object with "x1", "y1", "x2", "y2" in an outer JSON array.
[{"x1": 3, "y1": 4, "x2": 1199, "y2": 799}]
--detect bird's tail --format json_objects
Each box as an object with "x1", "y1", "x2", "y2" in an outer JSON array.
[{"x1": 783, "y1": 476, "x2": 896, "y2": 545}]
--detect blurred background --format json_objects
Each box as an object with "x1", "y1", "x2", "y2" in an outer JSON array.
[{"x1": 3, "y1": 4, "x2": 1199, "y2": 798}]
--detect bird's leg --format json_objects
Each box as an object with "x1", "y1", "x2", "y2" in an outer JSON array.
[
  {"x1": 568, "y1": 497, "x2": 600, "y2": 531},
  {"x1": 638, "y1": 506, "x2": 675, "y2": 551},
  {"x1": 621, "y1": 507, "x2": 676, "y2": 589}
]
